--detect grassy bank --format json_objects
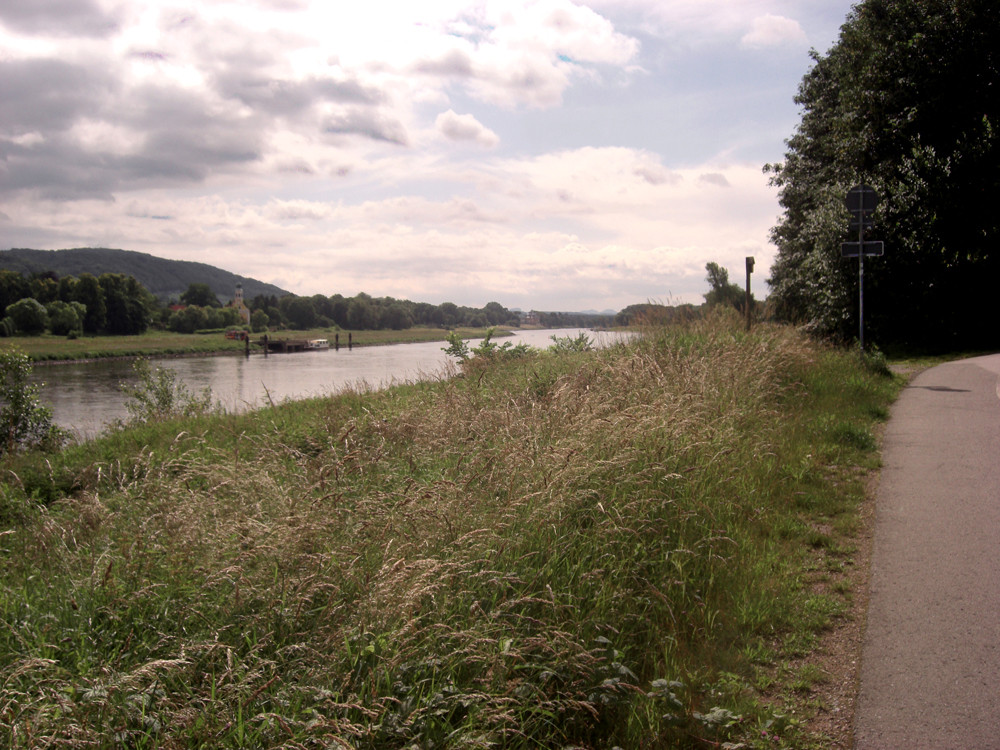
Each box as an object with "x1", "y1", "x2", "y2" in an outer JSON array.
[
  {"x1": 0, "y1": 315, "x2": 899, "y2": 748},
  {"x1": 5, "y1": 326, "x2": 507, "y2": 363}
]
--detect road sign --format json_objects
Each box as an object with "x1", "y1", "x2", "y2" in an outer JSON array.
[
  {"x1": 849, "y1": 213, "x2": 875, "y2": 231},
  {"x1": 846, "y1": 184, "x2": 878, "y2": 214},
  {"x1": 842, "y1": 241, "x2": 885, "y2": 258}
]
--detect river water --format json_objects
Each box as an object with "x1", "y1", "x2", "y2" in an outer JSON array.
[{"x1": 34, "y1": 328, "x2": 624, "y2": 439}]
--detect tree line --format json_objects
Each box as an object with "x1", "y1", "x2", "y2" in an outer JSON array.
[
  {"x1": 0, "y1": 270, "x2": 616, "y2": 337},
  {"x1": 0, "y1": 270, "x2": 155, "y2": 337}
]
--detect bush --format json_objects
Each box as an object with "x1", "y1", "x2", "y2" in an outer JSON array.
[
  {"x1": 118, "y1": 358, "x2": 213, "y2": 425},
  {"x1": 5, "y1": 298, "x2": 48, "y2": 335},
  {"x1": 0, "y1": 348, "x2": 63, "y2": 453}
]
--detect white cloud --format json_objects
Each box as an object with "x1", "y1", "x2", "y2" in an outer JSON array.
[
  {"x1": 435, "y1": 110, "x2": 500, "y2": 147},
  {"x1": 741, "y1": 14, "x2": 808, "y2": 48},
  {"x1": 0, "y1": 0, "x2": 858, "y2": 311}
]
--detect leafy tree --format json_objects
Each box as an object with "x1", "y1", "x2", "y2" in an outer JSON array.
[
  {"x1": 46, "y1": 300, "x2": 85, "y2": 336},
  {"x1": 381, "y1": 303, "x2": 413, "y2": 330},
  {"x1": 180, "y1": 283, "x2": 221, "y2": 308},
  {"x1": 0, "y1": 348, "x2": 61, "y2": 453},
  {"x1": 0, "y1": 271, "x2": 30, "y2": 313},
  {"x1": 72, "y1": 273, "x2": 106, "y2": 334},
  {"x1": 281, "y1": 296, "x2": 317, "y2": 330},
  {"x1": 30, "y1": 275, "x2": 59, "y2": 305},
  {"x1": 767, "y1": 0, "x2": 1000, "y2": 349},
  {"x1": 437, "y1": 302, "x2": 459, "y2": 328},
  {"x1": 99, "y1": 273, "x2": 153, "y2": 335},
  {"x1": 250, "y1": 309, "x2": 269, "y2": 332},
  {"x1": 168, "y1": 305, "x2": 209, "y2": 334},
  {"x1": 5, "y1": 298, "x2": 48, "y2": 335},
  {"x1": 703, "y1": 262, "x2": 746, "y2": 310},
  {"x1": 347, "y1": 298, "x2": 376, "y2": 330}
]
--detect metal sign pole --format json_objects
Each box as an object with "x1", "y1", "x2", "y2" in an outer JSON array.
[{"x1": 859, "y1": 212, "x2": 865, "y2": 351}]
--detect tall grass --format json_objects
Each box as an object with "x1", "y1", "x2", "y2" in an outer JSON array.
[{"x1": 0, "y1": 313, "x2": 898, "y2": 748}]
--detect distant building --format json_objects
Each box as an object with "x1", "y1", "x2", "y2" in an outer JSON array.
[{"x1": 229, "y1": 283, "x2": 251, "y2": 325}]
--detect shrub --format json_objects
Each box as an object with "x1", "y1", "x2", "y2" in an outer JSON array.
[
  {"x1": 0, "y1": 348, "x2": 63, "y2": 453},
  {"x1": 5, "y1": 298, "x2": 48, "y2": 335},
  {"x1": 117, "y1": 358, "x2": 213, "y2": 425}
]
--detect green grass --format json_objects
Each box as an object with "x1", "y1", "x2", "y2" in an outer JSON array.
[
  {"x1": 0, "y1": 313, "x2": 901, "y2": 748},
  {"x1": 3, "y1": 326, "x2": 508, "y2": 362}
]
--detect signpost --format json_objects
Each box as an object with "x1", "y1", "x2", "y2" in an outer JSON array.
[{"x1": 843, "y1": 184, "x2": 883, "y2": 351}]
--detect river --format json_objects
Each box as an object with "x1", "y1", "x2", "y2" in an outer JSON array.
[{"x1": 34, "y1": 328, "x2": 625, "y2": 439}]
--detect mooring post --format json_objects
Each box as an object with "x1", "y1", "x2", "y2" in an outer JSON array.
[
  {"x1": 263, "y1": 334, "x2": 269, "y2": 357},
  {"x1": 335, "y1": 333, "x2": 340, "y2": 351},
  {"x1": 348, "y1": 332, "x2": 352, "y2": 350}
]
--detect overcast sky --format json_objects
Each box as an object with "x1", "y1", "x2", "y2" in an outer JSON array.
[{"x1": 1, "y1": 0, "x2": 854, "y2": 312}]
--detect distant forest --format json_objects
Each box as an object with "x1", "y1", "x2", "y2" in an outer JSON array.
[{"x1": 0, "y1": 249, "x2": 618, "y2": 337}]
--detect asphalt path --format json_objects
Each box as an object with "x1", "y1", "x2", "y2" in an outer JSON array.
[{"x1": 854, "y1": 354, "x2": 1000, "y2": 749}]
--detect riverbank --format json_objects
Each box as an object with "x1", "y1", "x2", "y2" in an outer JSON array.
[
  {"x1": 0, "y1": 315, "x2": 900, "y2": 748},
  {"x1": 5, "y1": 326, "x2": 511, "y2": 364}
]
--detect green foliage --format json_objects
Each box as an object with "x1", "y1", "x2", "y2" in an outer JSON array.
[
  {"x1": 441, "y1": 329, "x2": 471, "y2": 361},
  {"x1": 549, "y1": 332, "x2": 593, "y2": 353},
  {"x1": 117, "y1": 358, "x2": 212, "y2": 425},
  {"x1": 442, "y1": 327, "x2": 534, "y2": 363},
  {"x1": 0, "y1": 348, "x2": 62, "y2": 453},
  {"x1": 179, "y1": 282, "x2": 220, "y2": 308},
  {"x1": 0, "y1": 319, "x2": 900, "y2": 747},
  {"x1": 768, "y1": 0, "x2": 1000, "y2": 350},
  {"x1": 99, "y1": 272, "x2": 155, "y2": 335},
  {"x1": 45, "y1": 300, "x2": 85, "y2": 336},
  {"x1": 704, "y1": 261, "x2": 748, "y2": 310},
  {"x1": 4, "y1": 298, "x2": 48, "y2": 335},
  {"x1": 250, "y1": 308, "x2": 269, "y2": 332}
]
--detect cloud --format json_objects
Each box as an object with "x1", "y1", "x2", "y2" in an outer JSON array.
[
  {"x1": 0, "y1": 0, "x2": 119, "y2": 37},
  {"x1": 698, "y1": 172, "x2": 730, "y2": 187},
  {"x1": 323, "y1": 109, "x2": 409, "y2": 145},
  {"x1": 435, "y1": 110, "x2": 500, "y2": 147},
  {"x1": 741, "y1": 14, "x2": 808, "y2": 48}
]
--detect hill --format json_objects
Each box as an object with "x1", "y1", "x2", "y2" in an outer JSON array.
[{"x1": 0, "y1": 247, "x2": 289, "y2": 303}]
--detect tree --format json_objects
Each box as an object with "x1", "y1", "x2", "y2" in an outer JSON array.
[
  {"x1": 46, "y1": 300, "x2": 85, "y2": 336},
  {"x1": 250, "y1": 309, "x2": 269, "y2": 332},
  {"x1": 346, "y1": 297, "x2": 376, "y2": 330},
  {"x1": 72, "y1": 273, "x2": 106, "y2": 334},
  {"x1": 281, "y1": 296, "x2": 317, "y2": 330},
  {"x1": 767, "y1": 0, "x2": 1000, "y2": 349},
  {"x1": 99, "y1": 273, "x2": 153, "y2": 335},
  {"x1": 0, "y1": 348, "x2": 61, "y2": 452},
  {"x1": 168, "y1": 305, "x2": 209, "y2": 334},
  {"x1": 5, "y1": 298, "x2": 48, "y2": 335},
  {"x1": 0, "y1": 271, "x2": 30, "y2": 313},
  {"x1": 703, "y1": 262, "x2": 746, "y2": 310},
  {"x1": 180, "y1": 283, "x2": 221, "y2": 308}
]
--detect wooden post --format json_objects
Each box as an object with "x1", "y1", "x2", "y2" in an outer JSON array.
[
  {"x1": 335, "y1": 333, "x2": 339, "y2": 351},
  {"x1": 745, "y1": 256, "x2": 755, "y2": 332},
  {"x1": 348, "y1": 332, "x2": 353, "y2": 350}
]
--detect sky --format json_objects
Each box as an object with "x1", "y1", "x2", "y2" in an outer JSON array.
[{"x1": 0, "y1": 0, "x2": 855, "y2": 312}]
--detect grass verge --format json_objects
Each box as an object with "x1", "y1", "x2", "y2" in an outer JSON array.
[{"x1": 0, "y1": 314, "x2": 900, "y2": 748}]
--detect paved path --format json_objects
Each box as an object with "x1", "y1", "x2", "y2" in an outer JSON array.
[{"x1": 854, "y1": 354, "x2": 1000, "y2": 749}]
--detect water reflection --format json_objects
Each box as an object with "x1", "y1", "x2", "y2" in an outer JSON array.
[{"x1": 35, "y1": 329, "x2": 626, "y2": 439}]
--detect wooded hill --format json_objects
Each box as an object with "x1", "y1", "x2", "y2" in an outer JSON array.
[{"x1": 0, "y1": 248, "x2": 288, "y2": 304}]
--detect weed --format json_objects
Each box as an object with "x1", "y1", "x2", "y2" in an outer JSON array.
[{"x1": 0, "y1": 317, "x2": 899, "y2": 748}]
